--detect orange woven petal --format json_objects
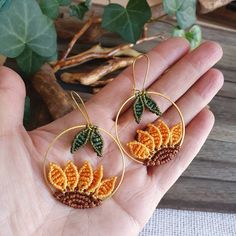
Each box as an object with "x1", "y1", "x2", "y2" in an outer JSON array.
[
  {"x1": 170, "y1": 123, "x2": 182, "y2": 146},
  {"x1": 127, "y1": 141, "x2": 150, "y2": 160},
  {"x1": 94, "y1": 177, "x2": 117, "y2": 200},
  {"x1": 146, "y1": 123, "x2": 163, "y2": 149},
  {"x1": 48, "y1": 163, "x2": 67, "y2": 192},
  {"x1": 78, "y1": 161, "x2": 93, "y2": 192},
  {"x1": 87, "y1": 165, "x2": 103, "y2": 193},
  {"x1": 137, "y1": 130, "x2": 155, "y2": 152},
  {"x1": 156, "y1": 120, "x2": 170, "y2": 146},
  {"x1": 64, "y1": 161, "x2": 79, "y2": 191}
]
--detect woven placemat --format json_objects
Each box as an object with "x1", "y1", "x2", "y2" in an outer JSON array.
[{"x1": 140, "y1": 209, "x2": 236, "y2": 236}]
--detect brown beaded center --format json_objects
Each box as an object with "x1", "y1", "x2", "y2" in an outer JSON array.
[{"x1": 54, "y1": 191, "x2": 102, "y2": 209}]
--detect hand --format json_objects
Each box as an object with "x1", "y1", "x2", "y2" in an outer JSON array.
[{"x1": 0, "y1": 38, "x2": 223, "y2": 236}]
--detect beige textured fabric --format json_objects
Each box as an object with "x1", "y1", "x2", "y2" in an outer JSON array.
[{"x1": 140, "y1": 209, "x2": 236, "y2": 236}]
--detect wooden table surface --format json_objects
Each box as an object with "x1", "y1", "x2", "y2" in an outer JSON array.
[{"x1": 158, "y1": 24, "x2": 236, "y2": 213}]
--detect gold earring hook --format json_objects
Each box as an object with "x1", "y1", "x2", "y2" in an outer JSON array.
[
  {"x1": 70, "y1": 91, "x2": 92, "y2": 126},
  {"x1": 132, "y1": 54, "x2": 150, "y2": 95}
]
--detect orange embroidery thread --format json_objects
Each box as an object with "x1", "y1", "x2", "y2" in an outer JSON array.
[
  {"x1": 48, "y1": 160, "x2": 117, "y2": 209},
  {"x1": 87, "y1": 165, "x2": 103, "y2": 193},
  {"x1": 78, "y1": 161, "x2": 93, "y2": 192},
  {"x1": 137, "y1": 130, "x2": 155, "y2": 152},
  {"x1": 156, "y1": 120, "x2": 170, "y2": 146},
  {"x1": 64, "y1": 161, "x2": 79, "y2": 191},
  {"x1": 170, "y1": 123, "x2": 182, "y2": 146},
  {"x1": 127, "y1": 141, "x2": 150, "y2": 160},
  {"x1": 48, "y1": 163, "x2": 67, "y2": 192},
  {"x1": 127, "y1": 119, "x2": 183, "y2": 165},
  {"x1": 146, "y1": 123, "x2": 162, "y2": 149}
]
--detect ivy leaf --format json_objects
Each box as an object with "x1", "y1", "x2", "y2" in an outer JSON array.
[
  {"x1": 0, "y1": 0, "x2": 57, "y2": 59},
  {"x1": 90, "y1": 127, "x2": 104, "y2": 157},
  {"x1": 176, "y1": 0, "x2": 196, "y2": 29},
  {"x1": 0, "y1": 0, "x2": 11, "y2": 11},
  {"x1": 70, "y1": 0, "x2": 91, "y2": 20},
  {"x1": 133, "y1": 94, "x2": 145, "y2": 124},
  {"x1": 16, "y1": 47, "x2": 47, "y2": 75},
  {"x1": 57, "y1": 0, "x2": 72, "y2": 6},
  {"x1": 143, "y1": 94, "x2": 162, "y2": 116},
  {"x1": 71, "y1": 128, "x2": 91, "y2": 154},
  {"x1": 163, "y1": 0, "x2": 184, "y2": 15},
  {"x1": 102, "y1": 0, "x2": 151, "y2": 43},
  {"x1": 173, "y1": 25, "x2": 201, "y2": 49},
  {"x1": 185, "y1": 25, "x2": 202, "y2": 49},
  {"x1": 38, "y1": 0, "x2": 60, "y2": 20},
  {"x1": 172, "y1": 27, "x2": 185, "y2": 37},
  {"x1": 163, "y1": 0, "x2": 196, "y2": 29}
]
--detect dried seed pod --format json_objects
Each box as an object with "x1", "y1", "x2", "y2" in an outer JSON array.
[
  {"x1": 146, "y1": 123, "x2": 162, "y2": 149},
  {"x1": 78, "y1": 161, "x2": 93, "y2": 192},
  {"x1": 127, "y1": 141, "x2": 150, "y2": 160},
  {"x1": 87, "y1": 165, "x2": 103, "y2": 193},
  {"x1": 94, "y1": 177, "x2": 117, "y2": 200},
  {"x1": 156, "y1": 120, "x2": 170, "y2": 146},
  {"x1": 170, "y1": 123, "x2": 182, "y2": 146},
  {"x1": 48, "y1": 163, "x2": 67, "y2": 192},
  {"x1": 137, "y1": 130, "x2": 155, "y2": 152},
  {"x1": 64, "y1": 161, "x2": 79, "y2": 191}
]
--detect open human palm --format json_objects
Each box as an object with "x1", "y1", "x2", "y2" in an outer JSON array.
[{"x1": 0, "y1": 38, "x2": 223, "y2": 236}]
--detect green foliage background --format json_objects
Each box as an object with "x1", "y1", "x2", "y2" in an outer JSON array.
[{"x1": 0, "y1": 0, "x2": 201, "y2": 75}]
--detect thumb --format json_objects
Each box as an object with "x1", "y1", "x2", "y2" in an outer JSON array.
[{"x1": 0, "y1": 66, "x2": 26, "y2": 133}]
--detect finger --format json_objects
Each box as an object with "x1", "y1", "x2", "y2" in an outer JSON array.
[
  {"x1": 0, "y1": 66, "x2": 26, "y2": 132},
  {"x1": 118, "y1": 41, "x2": 223, "y2": 127},
  {"x1": 151, "y1": 108, "x2": 215, "y2": 196},
  {"x1": 161, "y1": 68, "x2": 224, "y2": 125},
  {"x1": 87, "y1": 37, "x2": 190, "y2": 119}
]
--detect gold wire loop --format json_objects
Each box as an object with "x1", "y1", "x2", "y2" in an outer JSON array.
[
  {"x1": 132, "y1": 54, "x2": 150, "y2": 94},
  {"x1": 43, "y1": 125, "x2": 125, "y2": 200},
  {"x1": 70, "y1": 91, "x2": 92, "y2": 125},
  {"x1": 115, "y1": 91, "x2": 185, "y2": 164}
]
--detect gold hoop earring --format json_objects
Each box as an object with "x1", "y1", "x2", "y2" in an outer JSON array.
[
  {"x1": 115, "y1": 55, "x2": 185, "y2": 166},
  {"x1": 43, "y1": 91, "x2": 125, "y2": 209}
]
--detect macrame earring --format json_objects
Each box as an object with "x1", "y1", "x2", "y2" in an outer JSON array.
[
  {"x1": 115, "y1": 55, "x2": 185, "y2": 166},
  {"x1": 43, "y1": 91, "x2": 125, "y2": 209}
]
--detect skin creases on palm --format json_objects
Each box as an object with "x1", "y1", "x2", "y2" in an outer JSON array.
[{"x1": 0, "y1": 38, "x2": 223, "y2": 236}]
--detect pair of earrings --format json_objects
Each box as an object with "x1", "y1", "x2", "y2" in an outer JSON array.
[{"x1": 44, "y1": 55, "x2": 185, "y2": 209}]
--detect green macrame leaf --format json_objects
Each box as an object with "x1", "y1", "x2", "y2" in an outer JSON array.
[
  {"x1": 143, "y1": 94, "x2": 162, "y2": 116},
  {"x1": 90, "y1": 127, "x2": 104, "y2": 157},
  {"x1": 133, "y1": 94, "x2": 145, "y2": 124},
  {"x1": 71, "y1": 128, "x2": 91, "y2": 154}
]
